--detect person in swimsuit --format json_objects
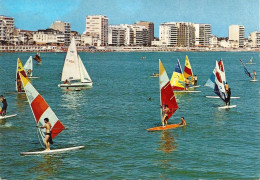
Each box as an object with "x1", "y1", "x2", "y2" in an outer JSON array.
[
  {"x1": 251, "y1": 70, "x2": 257, "y2": 80},
  {"x1": 224, "y1": 82, "x2": 229, "y2": 92},
  {"x1": 162, "y1": 105, "x2": 170, "y2": 127},
  {"x1": 40, "y1": 118, "x2": 53, "y2": 151},
  {"x1": 179, "y1": 117, "x2": 187, "y2": 126},
  {"x1": 193, "y1": 75, "x2": 198, "y2": 86},
  {"x1": 185, "y1": 78, "x2": 190, "y2": 91},
  {"x1": 0, "y1": 95, "x2": 8, "y2": 116},
  {"x1": 225, "y1": 88, "x2": 231, "y2": 105}
]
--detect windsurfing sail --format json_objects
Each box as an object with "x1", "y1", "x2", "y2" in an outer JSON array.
[
  {"x1": 159, "y1": 59, "x2": 178, "y2": 123},
  {"x1": 183, "y1": 55, "x2": 194, "y2": 83},
  {"x1": 214, "y1": 61, "x2": 227, "y2": 102},
  {"x1": 218, "y1": 59, "x2": 226, "y2": 84},
  {"x1": 33, "y1": 53, "x2": 41, "y2": 64},
  {"x1": 240, "y1": 59, "x2": 253, "y2": 79},
  {"x1": 60, "y1": 37, "x2": 92, "y2": 85},
  {"x1": 16, "y1": 58, "x2": 29, "y2": 92},
  {"x1": 24, "y1": 56, "x2": 33, "y2": 77},
  {"x1": 170, "y1": 59, "x2": 185, "y2": 90},
  {"x1": 19, "y1": 73, "x2": 65, "y2": 147}
]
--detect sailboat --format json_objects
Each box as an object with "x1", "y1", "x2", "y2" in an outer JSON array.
[
  {"x1": 23, "y1": 56, "x2": 39, "y2": 79},
  {"x1": 183, "y1": 55, "x2": 200, "y2": 88},
  {"x1": 246, "y1": 57, "x2": 255, "y2": 65},
  {"x1": 19, "y1": 73, "x2": 84, "y2": 155},
  {"x1": 33, "y1": 52, "x2": 42, "y2": 65},
  {"x1": 170, "y1": 58, "x2": 201, "y2": 93},
  {"x1": 16, "y1": 58, "x2": 29, "y2": 93},
  {"x1": 147, "y1": 60, "x2": 182, "y2": 131},
  {"x1": 205, "y1": 61, "x2": 237, "y2": 109},
  {"x1": 240, "y1": 59, "x2": 258, "y2": 82},
  {"x1": 58, "y1": 37, "x2": 92, "y2": 89}
]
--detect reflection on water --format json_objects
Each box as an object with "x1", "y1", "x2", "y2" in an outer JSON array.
[
  {"x1": 16, "y1": 93, "x2": 27, "y2": 112},
  {"x1": 158, "y1": 130, "x2": 178, "y2": 153},
  {"x1": 61, "y1": 91, "x2": 85, "y2": 110},
  {"x1": 28, "y1": 154, "x2": 62, "y2": 179}
]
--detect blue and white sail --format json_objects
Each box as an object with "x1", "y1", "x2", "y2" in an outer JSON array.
[{"x1": 240, "y1": 59, "x2": 253, "y2": 80}]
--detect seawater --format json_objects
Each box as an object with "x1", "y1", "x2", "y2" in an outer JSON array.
[{"x1": 0, "y1": 51, "x2": 259, "y2": 179}]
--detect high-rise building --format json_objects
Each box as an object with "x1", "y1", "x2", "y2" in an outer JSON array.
[
  {"x1": 50, "y1": 21, "x2": 71, "y2": 45},
  {"x1": 159, "y1": 22, "x2": 178, "y2": 46},
  {"x1": 0, "y1": 15, "x2": 15, "y2": 44},
  {"x1": 84, "y1": 15, "x2": 108, "y2": 46},
  {"x1": 194, "y1": 24, "x2": 211, "y2": 47},
  {"x1": 108, "y1": 25, "x2": 125, "y2": 46},
  {"x1": 176, "y1": 22, "x2": 195, "y2": 47},
  {"x1": 135, "y1": 21, "x2": 154, "y2": 45},
  {"x1": 229, "y1": 25, "x2": 245, "y2": 48},
  {"x1": 132, "y1": 25, "x2": 148, "y2": 46},
  {"x1": 249, "y1": 31, "x2": 260, "y2": 48}
]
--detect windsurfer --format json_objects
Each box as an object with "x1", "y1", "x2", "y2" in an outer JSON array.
[
  {"x1": 153, "y1": 73, "x2": 159, "y2": 77},
  {"x1": 179, "y1": 117, "x2": 187, "y2": 126},
  {"x1": 162, "y1": 105, "x2": 170, "y2": 126},
  {"x1": 41, "y1": 118, "x2": 53, "y2": 151},
  {"x1": 251, "y1": 71, "x2": 257, "y2": 80},
  {"x1": 225, "y1": 88, "x2": 231, "y2": 105},
  {"x1": 224, "y1": 82, "x2": 229, "y2": 92},
  {"x1": 0, "y1": 95, "x2": 7, "y2": 116},
  {"x1": 64, "y1": 79, "x2": 69, "y2": 84},
  {"x1": 185, "y1": 78, "x2": 190, "y2": 90},
  {"x1": 27, "y1": 69, "x2": 32, "y2": 76},
  {"x1": 193, "y1": 75, "x2": 198, "y2": 86}
]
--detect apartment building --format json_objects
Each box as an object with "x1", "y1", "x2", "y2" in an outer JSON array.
[
  {"x1": 159, "y1": 22, "x2": 178, "y2": 46},
  {"x1": 108, "y1": 25, "x2": 125, "y2": 46},
  {"x1": 176, "y1": 22, "x2": 195, "y2": 47},
  {"x1": 84, "y1": 15, "x2": 108, "y2": 46},
  {"x1": 33, "y1": 28, "x2": 65, "y2": 45},
  {"x1": 194, "y1": 24, "x2": 211, "y2": 47},
  {"x1": 134, "y1": 21, "x2": 154, "y2": 45},
  {"x1": 0, "y1": 15, "x2": 15, "y2": 44},
  {"x1": 229, "y1": 25, "x2": 245, "y2": 48},
  {"x1": 50, "y1": 21, "x2": 71, "y2": 45},
  {"x1": 248, "y1": 31, "x2": 260, "y2": 48}
]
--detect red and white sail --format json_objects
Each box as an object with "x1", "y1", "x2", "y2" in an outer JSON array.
[
  {"x1": 218, "y1": 59, "x2": 226, "y2": 84},
  {"x1": 159, "y1": 59, "x2": 178, "y2": 122},
  {"x1": 19, "y1": 73, "x2": 65, "y2": 143}
]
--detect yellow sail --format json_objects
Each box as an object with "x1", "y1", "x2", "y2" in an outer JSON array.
[
  {"x1": 183, "y1": 55, "x2": 194, "y2": 85},
  {"x1": 16, "y1": 58, "x2": 29, "y2": 92},
  {"x1": 170, "y1": 59, "x2": 185, "y2": 90}
]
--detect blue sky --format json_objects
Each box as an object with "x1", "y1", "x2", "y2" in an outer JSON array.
[{"x1": 0, "y1": 0, "x2": 259, "y2": 37}]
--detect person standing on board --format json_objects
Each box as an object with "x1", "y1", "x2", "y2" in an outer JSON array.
[
  {"x1": 193, "y1": 75, "x2": 198, "y2": 86},
  {"x1": 224, "y1": 82, "x2": 229, "y2": 92},
  {"x1": 162, "y1": 105, "x2": 170, "y2": 127},
  {"x1": 185, "y1": 78, "x2": 190, "y2": 90},
  {"x1": 40, "y1": 118, "x2": 53, "y2": 151},
  {"x1": 225, "y1": 88, "x2": 231, "y2": 105},
  {"x1": 251, "y1": 70, "x2": 257, "y2": 80},
  {"x1": 0, "y1": 95, "x2": 8, "y2": 116},
  {"x1": 179, "y1": 117, "x2": 187, "y2": 126}
]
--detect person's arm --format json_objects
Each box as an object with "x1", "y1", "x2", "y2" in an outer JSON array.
[{"x1": 41, "y1": 124, "x2": 47, "y2": 129}]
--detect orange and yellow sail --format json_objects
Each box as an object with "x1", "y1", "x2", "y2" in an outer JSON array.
[
  {"x1": 183, "y1": 55, "x2": 194, "y2": 84},
  {"x1": 16, "y1": 58, "x2": 29, "y2": 92}
]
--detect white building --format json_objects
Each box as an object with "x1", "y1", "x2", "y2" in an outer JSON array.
[
  {"x1": 159, "y1": 22, "x2": 178, "y2": 46},
  {"x1": 209, "y1": 35, "x2": 218, "y2": 47},
  {"x1": 194, "y1": 24, "x2": 211, "y2": 46},
  {"x1": 108, "y1": 25, "x2": 125, "y2": 46},
  {"x1": 248, "y1": 31, "x2": 260, "y2": 48},
  {"x1": 33, "y1": 28, "x2": 64, "y2": 45},
  {"x1": 84, "y1": 15, "x2": 108, "y2": 46},
  {"x1": 229, "y1": 25, "x2": 245, "y2": 48},
  {"x1": 132, "y1": 25, "x2": 148, "y2": 46},
  {"x1": 50, "y1": 21, "x2": 71, "y2": 45},
  {"x1": 0, "y1": 15, "x2": 15, "y2": 44}
]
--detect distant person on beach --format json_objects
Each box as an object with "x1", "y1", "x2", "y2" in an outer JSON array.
[
  {"x1": 40, "y1": 118, "x2": 53, "y2": 151},
  {"x1": 193, "y1": 75, "x2": 198, "y2": 86},
  {"x1": 179, "y1": 117, "x2": 187, "y2": 126},
  {"x1": 162, "y1": 105, "x2": 170, "y2": 127},
  {"x1": 0, "y1": 95, "x2": 7, "y2": 116},
  {"x1": 225, "y1": 88, "x2": 231, "y2": 106}
]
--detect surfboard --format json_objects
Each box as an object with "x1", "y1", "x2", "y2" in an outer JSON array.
[
  {"x1": 189, "y1": 85, "x2": 201, "y2": 88},
  {"x1": 147, "y1": 123, "x2": 184, "y2": 131},
  {"x1": 175, "y1": 90, "x2": 201, "y2": 93},
  {"x1": 246, "y1": 63, "x2": 256, "y2": 64},
  {"x1": 250, "y1": 79, "x2": 258, "y2": 82},
  {"x1": 206, "y1": 96, "x2": 240, "y2": 99},
  {"x1": 0, "y1": 114, "x2": 17, "y2": 120},
  {"x1": 218, "y1": 105, "x2": 237, "y2": 109},
  {"x1": 28, "y1": 77, "x2": 40, "y2": 79},
  {"x1": 20, "y1": 145, "x2": 85, "y2": 155}
]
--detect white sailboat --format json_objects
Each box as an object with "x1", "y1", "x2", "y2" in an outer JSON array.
[
  {"x1": 24, "y1": 56, "x2": 39, "y2": 78},
  {"x1": 19, "y1": 73, "x2": 84, "y2": 155},
  {"x1": 58, "y1": 37, "x2": 92, "y2": 89}
]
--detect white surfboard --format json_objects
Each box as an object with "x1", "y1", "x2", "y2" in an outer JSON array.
[
  {"x1": 28, "y1": 77, "x2": 40, "y2": 79},
  {"x1": 218, "y1": 105, "x2": 237, "y2": 109},
  {"x1": 246, "y1": 63, "x2": 256, "y2": 65},
  {"x1": 206, "y1": 96, "x2": 240, "y2": 99},
  {"x1": 20, "y1": 145, "x2": 85, "y2": 155},
  {"x1": 250, "y1": 79, "x2": 258, "y2": 82},
  {"x1": 175, "y1": 90, "x2": 201, "y2": 93},
  {"x1": 189, "y1": 85, "x2": 201, "y2": 88},
  {"x1": 0, "y1": 114, "x2": 17, "y2": 120}
]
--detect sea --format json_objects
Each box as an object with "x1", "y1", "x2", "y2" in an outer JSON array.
[{"x1": 0, "y1": 51, "x2": 259, "y2": 179}]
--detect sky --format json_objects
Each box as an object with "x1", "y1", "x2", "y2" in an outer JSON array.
[{"x1": 0, "y1": 0, "x2": 259, "y2": 38}]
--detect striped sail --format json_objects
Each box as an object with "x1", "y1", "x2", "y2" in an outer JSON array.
[
  {"x1": 240, "y1": 59, "x2": 253, "y2": 79},
  {"x1": 170, "y1": 59, "x2": 185, "y2": 90},
  {"x1": 24, "y1": 56, "x2": 33, "y2": 77},
  {"x1": 218, "y1": 59, "x2": 226, "y2": 84},
  {"x1": 214, "y1": 61, "x2": 227, "y2": 102},
  {"x1": 159, "y1": 59, "x2": 178, "y2": 122},
  {"x1": 183, "y1": 55, "x2": 194, "y2": 82},
  {"x1": 16, "y1": 58, "x2": 29, "y2": 92},
  {"x1": 19, "y1": 73, "x2": 65, "y2": 144}
]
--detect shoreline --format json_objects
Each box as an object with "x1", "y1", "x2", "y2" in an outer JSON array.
[{"x1": 0, "y1": 45, "x2": 259, "y2": 53}]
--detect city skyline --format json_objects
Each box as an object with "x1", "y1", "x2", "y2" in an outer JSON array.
[{"x1": 0, "y1": 0, "x2": 259, "y2": 37}]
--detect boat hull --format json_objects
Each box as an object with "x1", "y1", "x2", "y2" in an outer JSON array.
[
  {"x1": 58, "y1": 82, "x2": 93, "y2": 88},
  {"x1": 147, "y1": 123, "x2": 184, "y2": 131}
]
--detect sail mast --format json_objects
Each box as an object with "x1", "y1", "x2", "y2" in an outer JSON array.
[{"x1": 240, "y1": 59, "x2": 253, "y2": 79}]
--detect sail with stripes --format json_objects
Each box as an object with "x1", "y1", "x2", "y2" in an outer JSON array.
[
  {"x1": 240, "y1": 59, "x2": 253, "y2": 80},
  {"x1": 183, "y1": 55, "x2": 194, "y2": 83},
  {"x1": 218, "y1": 59, "x2": 226, "y2": 84},
  {"x1": 19, "y1": 73, "x2": 65, "y2": 146},
  {"x1": 16, "y1": 58, "x2": 29, "y2": 92},
  {"x1": 159, "y1": 59, "x2": 178, "y2": 122},
  {"x1": 214, "y1": 61, "x2": 227, "y2": 102},
  {"x1": 170, "y1": 59, "x2": 185, "y2": 90},
  {"x1": 24, "y1": 56, "x2": 33, "y2": 77}
]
